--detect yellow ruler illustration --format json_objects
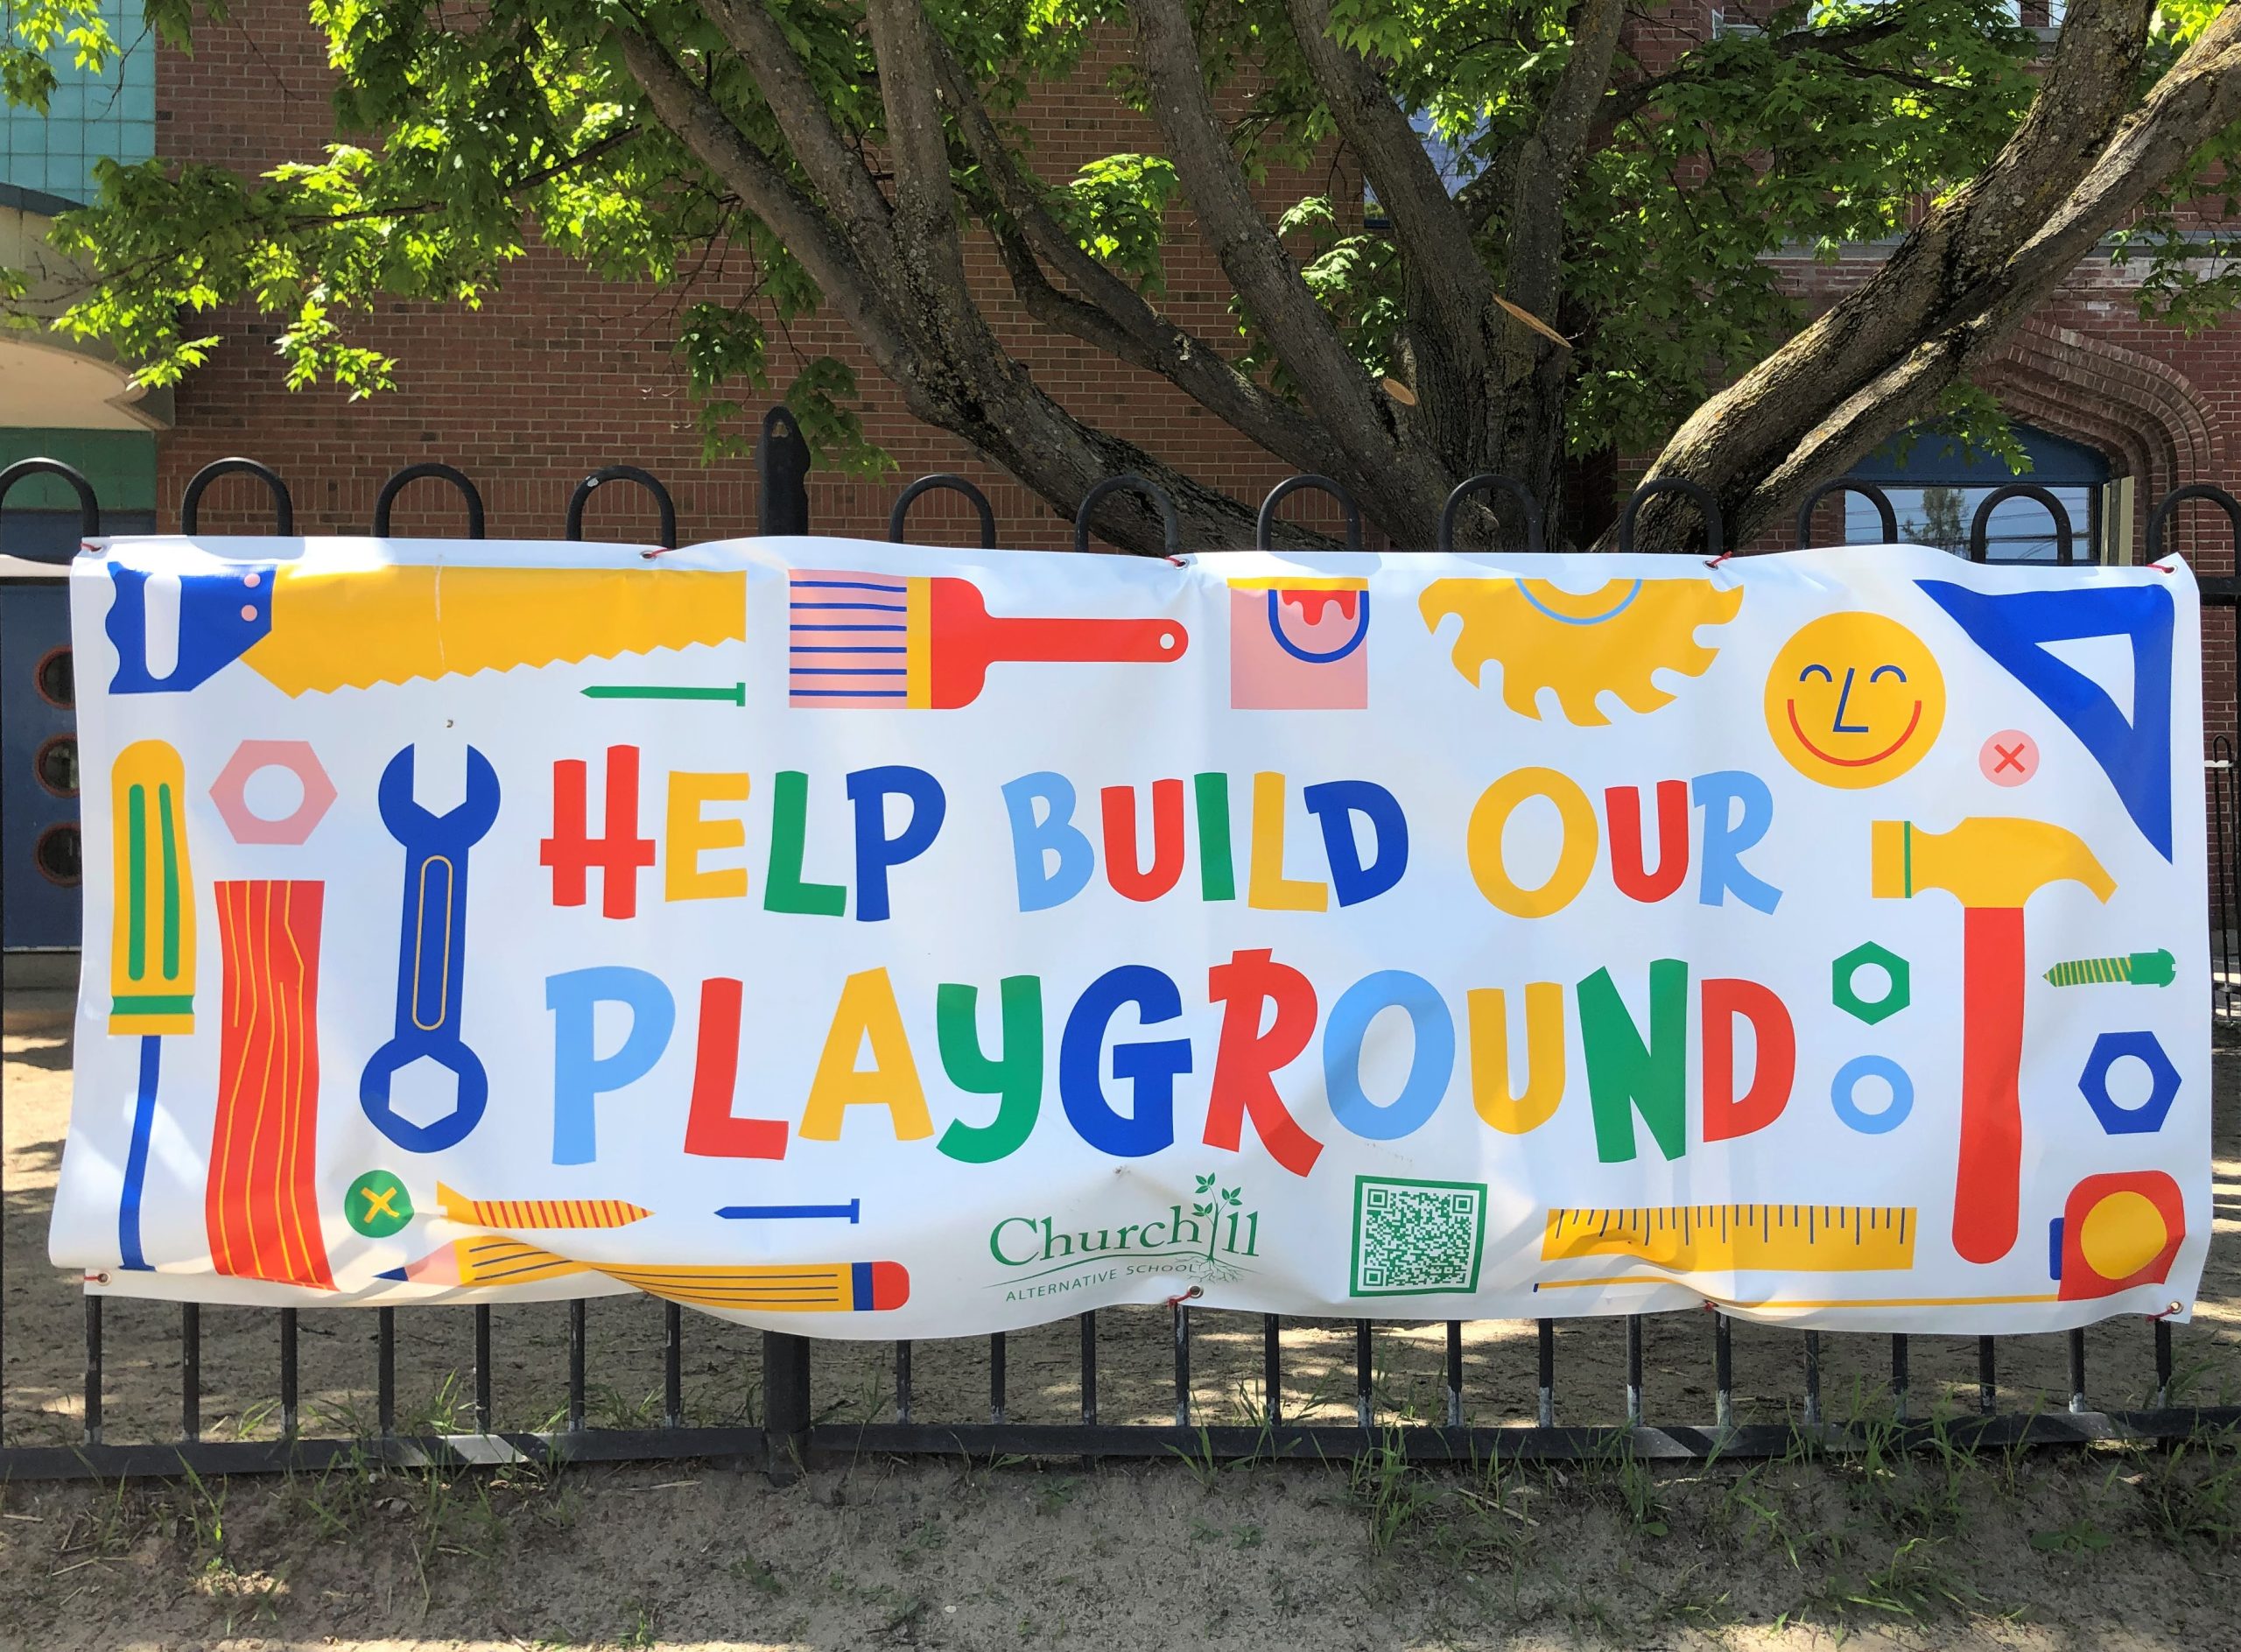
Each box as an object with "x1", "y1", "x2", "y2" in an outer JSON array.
[{"x1": 1540, "y1": 1204, "x2": 1917, "y2": 1274}]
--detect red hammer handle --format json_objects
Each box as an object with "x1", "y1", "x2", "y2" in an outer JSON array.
[{"x1": 1954, "y1": 906, "x2": 2025, "y2": 1265}]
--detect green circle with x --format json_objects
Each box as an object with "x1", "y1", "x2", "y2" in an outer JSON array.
[{"x1": 346, "y1": 1170, "x2": 414, "y2": 1238}]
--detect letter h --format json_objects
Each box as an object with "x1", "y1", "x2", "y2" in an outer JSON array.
[{"x1": 542, "y1": 745, "x2": 657, "y2": 919}]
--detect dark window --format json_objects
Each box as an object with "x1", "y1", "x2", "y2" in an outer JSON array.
[
  {"x1": 32, "y1": 735, "x2": 77, "y2": 798},
  {"x1": 33, "y1": 823, "x2": 81, "y2": 886},
  {"x1": 33, "y1": 645, "x2": 72, "y2": 709},
  {"x1": 1843, "y1": 425, "x2": 2111, "y2": 563}
]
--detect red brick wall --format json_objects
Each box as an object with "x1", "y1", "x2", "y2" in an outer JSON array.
[
  {"x1": 156, "y1": 7, "x2": 1356, "y2": 549},
  {"x1": 158, "y1": 6, "x2": 2241, "y2": 588}
]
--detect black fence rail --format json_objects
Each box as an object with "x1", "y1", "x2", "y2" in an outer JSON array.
[{"x1": 0, "y1": 436, "x2": 2235, "y2": 1484}]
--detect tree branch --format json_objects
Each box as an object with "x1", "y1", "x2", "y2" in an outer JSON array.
[
  {"x1": 1502, "y1": 0, "x2": 1626, "y2": 320},
  {"x1": 1127, "y1": 0, "x2": 1404, "y2": 475},
  {"x1": 858, "y1": 0, "x2": 966, "y2": 280},
  {"x1": 1632, "y1": 0, "x2": 2241, "y2": 546},
  {"x1": 690, "y1": 0, "x2": 903, "y2": 282},
  {"x1": 1279, "y1": 0, "x2": 1489, "y2": 301},
  {"x1": 612, "y1": 27, "x2": 922, "y2": 374},
  {"x1": 982, "y1": 216, "x2": 1351, "y2": 478},
  {"x1": 1604, "y1": 11, "x2": 1921, "y2": 124},
  {"x1": 627, "y1": 19, "x2": 1275, "y2": 555},
  {"x1": 927, "y1": 35, "x2": 1351, "y2": 478}
]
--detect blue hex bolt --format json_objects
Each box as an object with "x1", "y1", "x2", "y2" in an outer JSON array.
[{"x1": 2078, "y1": 1030, "x2": 2181, "y2": 1135}]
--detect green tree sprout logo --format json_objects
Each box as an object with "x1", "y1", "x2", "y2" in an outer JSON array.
[{"x1": 1191, "y1": 1173, "x2": 1247, "y2": 1282}]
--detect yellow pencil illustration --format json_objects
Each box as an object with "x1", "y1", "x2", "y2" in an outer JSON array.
[
  {"x1": 435, "y1": 1183, "x2": 653, "y2": 1229},
  {"x1": 383, "y1": 1240, "x2": 910, "y2": 1311},
  {"x1": 383, "y1": 1236, "x2": 592, "y2": 1289}
]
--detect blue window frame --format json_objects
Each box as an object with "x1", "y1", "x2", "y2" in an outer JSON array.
[
  {"x1": 0, "y1": 0, "x2": 155, "y2": 203},
  {"x1": 1843, "y1": 423, "x2": 2111, "y2": 564}
]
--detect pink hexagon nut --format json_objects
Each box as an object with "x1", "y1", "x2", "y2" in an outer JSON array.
[{"x1": 211, "y1": 740, "x2": 338, "y2": 846}]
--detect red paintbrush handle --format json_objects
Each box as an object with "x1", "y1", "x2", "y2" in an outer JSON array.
[
  {"x1": 975, "y1": 615, "x2": 1188, "y2": 664},
  {"x1": 1952, "y1": 906, "x2": 2025, "y2": 1265}
]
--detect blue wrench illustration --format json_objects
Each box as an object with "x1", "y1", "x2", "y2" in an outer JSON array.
[{"x1": 360, "y1": 744, "x2": 502, "y2": 1152}]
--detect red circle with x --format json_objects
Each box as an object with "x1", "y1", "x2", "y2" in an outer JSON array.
[{"x1": 1980, "y1": 730, "x2": 2039, "y2": 785}]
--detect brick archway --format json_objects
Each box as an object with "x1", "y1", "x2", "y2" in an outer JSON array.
[{"x1": 1976, "y1": 320, "x2": 2223, "y2": 566}]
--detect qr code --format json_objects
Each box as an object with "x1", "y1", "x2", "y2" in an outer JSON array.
[{"x1": 1351, "y1": 1177, "x2": 1487, "y2": 1297}]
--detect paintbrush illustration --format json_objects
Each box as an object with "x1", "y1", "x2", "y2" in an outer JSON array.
[{"x1": 788, "y1": 569, "x2": 1186, "y2": 708}]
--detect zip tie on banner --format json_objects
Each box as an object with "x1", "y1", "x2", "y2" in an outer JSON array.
[
  {"x1": 2148, "y1": 559, "x2": 2176, "y2": 574},
  {"x1": 640, "y1": 546, "x2": 672, "y2": 560},
  {"x1": 1704, "y1": 551, "x2": 1734, "y2": 570},
  {"x1": 1166, "y1": 1285, "x2": 1205, "y2": 1308}
]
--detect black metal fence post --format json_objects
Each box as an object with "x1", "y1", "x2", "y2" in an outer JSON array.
[
  {"x1": 762, "y1": 1332, "x2": 812, "y2": 1481},
  {"x1": 757, "y1": 408, "x2": 811, "y2": 535}
]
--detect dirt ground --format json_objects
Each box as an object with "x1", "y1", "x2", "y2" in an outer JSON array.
[{"x1": 4, "y1": 992, "x2": 2239, "y2": 1649}]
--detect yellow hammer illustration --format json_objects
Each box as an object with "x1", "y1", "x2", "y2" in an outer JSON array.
[{"x1": 242, "y1": 566, "x2": 746, "y2": 694}]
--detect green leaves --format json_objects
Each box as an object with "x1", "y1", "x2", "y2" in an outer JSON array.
[
  {"x1": 1057, "y1": 154, "x2": 1178, "y2": 292},
  {"x1": 4, "y1": 0, "x2": 2234, "y2": 485}
]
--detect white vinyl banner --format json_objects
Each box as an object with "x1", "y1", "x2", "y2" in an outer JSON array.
[{"x1": 49, "y1": 535, "x2": 2208, "y2": 1337}]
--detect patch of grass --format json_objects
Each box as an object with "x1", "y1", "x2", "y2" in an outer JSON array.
[
  {"x1": 1348, "y1": 1433, "x2": 1440, "y2": 1555},
  {"x1": 2132, "y1": 1427, "x2": 2241, "y2": 1544},
  {"x1": 1581, "y1": 1431, "x2": 1667, "y2": 1537},
  {"x1": 57, "y1": 1477, "x2": 158, "y2": 1560},
  {"x1": 2029, "y1": 1515, "x2": 2114, "y2": 1555},
  {"x1": 591, "y1": 1383, "x2": 664, "y2": 1431},
  {"x1": 1804, "y1": 1533, "x2": 1975, "y2": 1624},
  {"x1": 725, "y1": 1553, "x2": 784, "y2": 1596}
]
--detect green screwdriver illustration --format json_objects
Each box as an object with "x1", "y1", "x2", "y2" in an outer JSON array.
[{"x1": 2042, "y1": 949, "x2": 2175, "y2": 988}]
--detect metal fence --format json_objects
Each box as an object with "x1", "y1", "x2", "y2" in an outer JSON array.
[{"x1": 1, "y1": 420, "x2": 2236, "y2": 1482}]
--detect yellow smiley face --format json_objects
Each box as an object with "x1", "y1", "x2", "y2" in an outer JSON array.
[{"x1": 1764, "y1": 613, "x2": 1945, "y2": 788}]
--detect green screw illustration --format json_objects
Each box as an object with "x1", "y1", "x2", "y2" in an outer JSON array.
[{"x1": 2042, "y1": 948, "x2": 2175, "y2": 988}]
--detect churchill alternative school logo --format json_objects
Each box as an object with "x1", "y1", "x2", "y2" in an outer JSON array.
[{"x1": 988, "y1": 1175, "x2": 1262, "y2": 1302}]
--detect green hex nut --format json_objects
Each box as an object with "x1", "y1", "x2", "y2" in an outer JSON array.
[{"x1": 1833, "y1": 942, "x2": 1910, "y2": 1024}]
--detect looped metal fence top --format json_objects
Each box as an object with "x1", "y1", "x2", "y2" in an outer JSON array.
[
  {"x1": 2146, "y1": 483, "x2": 2241, "y2": 563},
  {"x1": 181, "y1": 459, "x2": 295, "y2": 537},
  {"x1": 1616, "y1": 476, "x2": 1723, "y2": 557},
  {"x1": 889, "y1": 475, "x2": 997, "y2": 548},
  {"x1": 1074, "y1": 473, "x2": 1181, "y2": 557},
  {"x1": 1437, "y1": 474, "x2": 1546, "y2": 553},
  {"x1": 371, "y1": 462, "x2": 487, "y2": 539},
  {"x1": 1795, "y1": 479, "x2": 1896, "y2": 548},
  {"x1": 1966, "y1": 482, "x2": 2072, "y2": 565},
  {"x1": 0, "y1": 458, "x2": 100, "y2": 559},
  {"x1": 1256, "y1": 474, "x2": 1363, "y2": 551},
  {"x1": 565, "y1": 465, "x2": 677, "y2": 549}
]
